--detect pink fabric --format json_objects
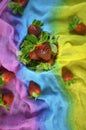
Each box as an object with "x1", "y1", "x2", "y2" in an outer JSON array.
[{"x1": 0, "y1": 19, "x2": 19, "y2": 72}]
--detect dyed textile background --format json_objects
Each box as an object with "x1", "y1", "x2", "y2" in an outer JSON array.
[{"x1": 0, "y1": 0, "x2": 86, "y2": 130}]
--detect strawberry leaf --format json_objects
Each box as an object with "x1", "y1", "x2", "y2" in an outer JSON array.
[
  {"x1": 17, "y1": 6, "x2": 24, "y2": 15},
  {"x1": 37, "y1": 31, "x2": 50, "y2": 44},
  {"x1": 0, "y1": 95, "x2": 9, "y2": 110},
  {"x1": 32, "y1": 19, "x2": 44, "y2": 27},
  {"x1": 50, "y1": 43, "x2": 57, "y2": 54},
  {"x1": 0, "y1": 75, "x2": 5, "y2": 86},
  {"x1": 8, "y1": 2, "x2": 24, "y2": 15},
  {"x1": 0, "y1": 80, "x2": 5, "y2": 86},
  {"x1": 36, "y1": 62, "x2": 52, "y2": 72},
  {"x1": 26, "y1": 34, "x2": 38, "y2": 43},
  {"x1": 73, "y1": 16, "x2": 79, "y2": 25},
  {"x1": 69, "y1": 16, "x2": 81, "y2": 32}
]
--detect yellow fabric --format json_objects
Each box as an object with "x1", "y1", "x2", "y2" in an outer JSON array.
[{"x1": 54, "y1": 2, "x2": 86, "y2": 130}]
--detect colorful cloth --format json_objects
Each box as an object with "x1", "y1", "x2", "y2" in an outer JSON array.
[{"x1": 0, "y1": 0, "x2": 86, "y2": 130}]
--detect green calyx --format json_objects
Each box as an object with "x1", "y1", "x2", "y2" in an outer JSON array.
[
  {"x1": 32, "y1": 19, "x2": 44, "y2": 28},
  {"x1": 69, "y1": 16, "x2": 81, "y2": 32},
  {"x1": 64, "y1": 78, "x2": 76, "y2": 86},
  {"x1": 0, "y1": 95, "x2": 9, "y2": 110},
  {"x1": 8, "y1": 2, "x2": 24, "y2": 15},
  {"x1": 0, "y1": 75, "x2": 5, "y2": 87},
  {"x1": 29, "y1": 92, "x2": 41, "y2": 100}
]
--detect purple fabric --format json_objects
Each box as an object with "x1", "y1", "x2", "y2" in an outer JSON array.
[
  {"x1": 0, "y1": 0, "x2": 21, "y2": 47},
  {"x1": 0, "y1": 18, "x2": 19, "y2": 72},
  {"x1": 0, "y1": 0, "x2": 10, "y2": 16},
  {"x1": 0, "y1": 78, "x2": 47, "y2": 130}
]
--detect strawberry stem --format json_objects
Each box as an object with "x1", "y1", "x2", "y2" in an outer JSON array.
[{"x1": 69, "y1": 16, "x2": 81, "y2": 32}]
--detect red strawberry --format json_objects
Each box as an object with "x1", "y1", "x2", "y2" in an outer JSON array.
[
  {"x1": 28, "y1": 25, "x2": 41, "y2": 37},
  {"x1": 29, "y1": 51, "x2": 40, "y2": 60},
  {"x1": 62, "y1": 67, "x2": 73, "y2": 81},
  {"x1": 74, "y1": 23, "x2": 86, "y2": 35},
  {"x1": 28, "y1": 81, "x2": 41, "y2": 99},
  {"x1": 2, "y1": 71, "x2": 15, "y2": 83},
  {"x1": 35, "y1": 42, "x2": 52, "y2": 61},
  {"x1": 48, "y1": 58, "x2": 54, "y2": 66},
  {"x1": 2, "y1": 93, "x2": 14, "y2": 106},
  {"x1": 69, "y1": 16, "x2": 86, "y2": 35},
  {"x1": 28, "y1": 20, "x2": 43, "y2": 37},
  {"x1": 12, "y1": 0, "x2": 28, "y2": 7}
]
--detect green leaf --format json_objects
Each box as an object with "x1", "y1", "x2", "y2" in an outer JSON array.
[
  {"x1": 38, "y1": 31, "x2": 50, "y2": 44},
  {"x1": 12, "y1": 8, "x2": 18, "y2": 14},
  {"x1": 50, "y1": 43, "x2": 57, "y2": 54},
  {"x1": 73, "y1": 16, "x2": 79, "y2": 25},
  {"x1": 8, "y1": 1, "x2": 24, "y2": 15},
  {"x1": 0, "y1": 80, "x2": 5, "y2": 86},
  {"x1": 32, "y1": 19, "x2": 44, "y2": 27},
  {"x1": 26, "y1": 35, "x2": 38, "y2": 44},
  {"x1": 0, "y1": 95, "x2": 9, "y2": 110},
  {"x1": 18, "y1": 51, "x2": 22, "y2": 56},
  {"x1": 8, "y1": 2, "x2": 20, "y2": 9},
  {"x1": 18, "y1": 6, "x2": 24, "y2": 15},
  {"x1": 69, "y1": 16, "x2": 80, "y2": 32},
  {"x1": 8, "y1": 2, "x2": 17, "y2": 8},
  {"x1": 36, "y1": 62, "x2": 52, "y2": 72},
  {"x1": 0, "y1": 76, "x2": 5, "y2": 87},
  {"x1": 32, "y1": 19, "x2": 37, "y2": 25}
]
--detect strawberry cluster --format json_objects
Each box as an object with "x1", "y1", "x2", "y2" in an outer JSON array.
[{"x1": 18, "y1": 19, "x2": 58, "y2": 72}]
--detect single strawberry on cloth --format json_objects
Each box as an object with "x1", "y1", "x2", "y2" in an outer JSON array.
[
  {"x1": 0, "y1": 19, "x2": 19, "y2": 72},
  {"x1": 50, "y1": 2, "x2": 86, "y2": 130}
]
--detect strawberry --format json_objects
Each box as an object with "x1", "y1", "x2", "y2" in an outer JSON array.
[
  {"x1": 48, "y1": 58, "x2": 54, "y2": 66},
  {"x1": 62, "y1": 67, "x2": 73, "y2": 81},
  {"x1": 28, "y1": 81, "x2": 41, "y2": 100},
  {"x1": 2, "y1": 71, "x2": 15, "y2": 83},
  {"x1": 35, "y1": 42, "x2": 52, "y2": 61},
  {"x1": 69, "y1": 16, "x2": 86, "y2": 35},
  {"x1": 28, "y1": 25, "x2": 41, "y2": 37},
  {"x1": 12, "y1": 0, "x2": 28, "y2": 7},
  {"x1": 28, "y1": 20, "x2": 43, "y2": 37},
  {"x1": 29, "y1": 51, "x2": 40, "y2": 60},
  {"x1": 74, "y1": 23, "x2": 86, "y2": 35},
  {"x1": 2, "y1": 93, "x2": 14, "y2": 106}
]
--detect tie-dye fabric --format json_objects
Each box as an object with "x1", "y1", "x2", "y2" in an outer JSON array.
[{"x1": 0, "y1": 0, "x2": 86, "y2": 130}]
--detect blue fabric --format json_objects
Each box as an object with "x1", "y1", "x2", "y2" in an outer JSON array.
[
  {"x1": 17, "y1": 67, "x2": 68, "y2": 130},
  {"x1": 11, "y1": 0, "x2": 64, "y2": 47}
]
